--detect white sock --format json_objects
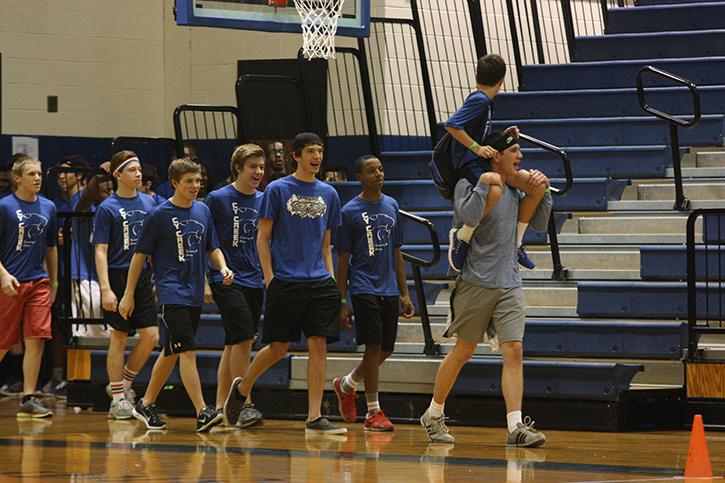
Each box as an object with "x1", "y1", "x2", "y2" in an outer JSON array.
[
  {"x1": 427, "y1": 399, "x2": 445, "y2": 418},
  {"x1": 507, "y1": 410, "x2": 523, "y2": 433},
  {"x1": 457, "y1": 224, "x2": 475, "y2": 243},
  {"x1": 366, "y1": 398, "x2": 380, "y2": 415},
  {"x1": 516, "y1": 222, "x2": 528, "y2": 248}
]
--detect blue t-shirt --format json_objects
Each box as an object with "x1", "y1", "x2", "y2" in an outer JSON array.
[
  {"x1": 259, "y1": 175, "x2": 341, "y2": 282},
  {"x1": 337, "y1": 195, "x2": 403, "y2": 296},
  {"x1": 0, "y1": 194, "x2": 57, "y2": 282},
  {"x1": 93, "y1": 193, "x2": 158, "y2": 269},
  {"x1": 442, "y1": 90, "x2": 492, "y2": 175},
  {"x1": 204, "y1": 184, "x2": 263, "y2": 288},
  {"x1": 135, "y1": 200, "x2": 220, "y2": 307},
  {"x1": 70, "y1": 190, "x2": 98, "y2": 281}
]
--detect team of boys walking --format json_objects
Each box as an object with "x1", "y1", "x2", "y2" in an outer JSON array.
[{"x1": 0, "y1": 54, "x2": 550, "y2": 447}]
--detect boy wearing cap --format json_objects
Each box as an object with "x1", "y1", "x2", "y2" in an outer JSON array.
[
  {"x1": 119, "y1": 158, "x2": 233, "y2": 432},
  {"x1": 421, "y1": 130, "x2": 552, "y2": 447},
  {"x1": 444, "y1": 54, "x2": 546, "y2": 273},
  {"x1": 94, "y1": 151, "x2": 160, "y2": 419},
  {"x1": 0, "y1": 156, "x2": 58, "y2": 418},
  {"x1": 223, "y1": 132, "x2": 346, "y2": 435}
]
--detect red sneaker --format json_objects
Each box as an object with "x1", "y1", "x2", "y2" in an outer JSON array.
[
  {"x1": 333, "y1": 377, "x2": 358, "y2": 422},
  {"x1": 364, "y1": 409, "x2": 394, "y2": 432}
]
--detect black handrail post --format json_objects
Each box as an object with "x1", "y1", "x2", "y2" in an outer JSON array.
[
  {"x1": 356, "y1": 39, "x2": 381, "y2": 156},
  {"x1": 560, "y1": 0, "x2": 577, "y2": 61},
  {"x1": 467, "y1": 0, "x2": 488, "y2": 59},
  {"x1": 600, "y1": 0, "x2": 610, "y2": 32},
  {"x1": 530, "y1": 0, "x2": 546, "y2": 64},
  {"x1": 686, "y1": 210, "x2": 700, "y2": 360},
  {"x1": 410, "y1": 0, "x2": 439, "y2": 145},
  {"x1": 412, "y1": 264, "x2": 439, "y2": 356},
  {"x1": 505, "y1": 0, "x2": 525, "y2": 90},
  {"x1": 670, "y1": 124, "x2": 690, "y2": 211},
  {"x1": 548, "y1": 217, "x2": 568, "y2": 281}
]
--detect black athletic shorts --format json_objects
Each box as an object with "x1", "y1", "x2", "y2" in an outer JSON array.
[
  {"x1": 262, "y1": 277, "x2": 340, "y2": 344},
  {"x1": 104, "y1": 268, "x2": 157, "y2": 333},
  {"x1": 160, "y1": 305, "x2": 201, "y2": 355},
  {"x1": 210, "y1": 282, "x2": 263, "y2": 345},
  {"x1": 351, "y1": 294, "x2": 399, "y2": 352}
]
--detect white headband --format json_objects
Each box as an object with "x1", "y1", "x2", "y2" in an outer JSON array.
[{"x1": 113, "y1": 157, "x2": 140, "y2": 175}]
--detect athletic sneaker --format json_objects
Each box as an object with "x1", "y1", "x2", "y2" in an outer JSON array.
[
  {"x1": 305, "y1": 417, "x2": 348, "y2": 435},
  {"x1": 420, "y1": 411, "x2": 455, "y2": 443},
  {"x1": 448, "y1": 228, "x2": 470, "y2": 272},
  {"x1": 223, "y1": 376, "x2": 245, "y2": 427},
  {"x1": 17, "y1": 397, "x2": 53, "y2": 419},
  {"x1": 517, "y1": 245, "x2": 536, "y2": 270},
  {"x1": 197, "y1": 405, "x2": 223, "y2": 433},
  {"x1": 364, "y1": 409, "x2": 394, "y2": 432},
  {"x1": 333, "y1": 377, "x2": 358, "y2": 422},
  {"x1": 506, "y1": 417, "x2": 546, "y2": 447},
  {"x1": 105, "y1": 384, "x2": 136, "y2": 404},
  {"x1": 108, "y1": 398, "x2": 134, "y2": 420},
  {"x1": 0, "y1": 381, "x2": 23, "y2": 397},
  {"x1": 133, "y1": 401, "x2": 166, "y2": 430},
  {"x1": 237, "y1": 403, "x2": 264, "y2": 428}
]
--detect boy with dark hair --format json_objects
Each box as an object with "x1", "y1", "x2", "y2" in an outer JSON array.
[
  {"x1": 332, "y1": 155, "x2": 415, "y2": 432},
  {"x1": 421, "y1": 130, "x2": 551, "y2": 447},
  {"x1": 223, "y1": 132, "x2": 345, "y2": 435},
  {"x1": 0, "y1": 156, "x2": 58, "y2": 418},
  {"x1": 94, "y1": 151, "x2": 160, "y2": 419},
  {"x1": 119, "y1": 158, "x2": 234, "y2": 432},
  {"x1": 444, "y1": 54, "x2": 545, "y2": 273},
  {"x1": 204, "y1": 144, "x2": 266, "y2": 425}
]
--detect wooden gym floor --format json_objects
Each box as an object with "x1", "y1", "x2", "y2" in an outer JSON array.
[{"x1": 0, "y1": 398, "x2": 723, "y2": 482}]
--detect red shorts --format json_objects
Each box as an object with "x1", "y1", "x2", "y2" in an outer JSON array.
[{"x1": 0, "y1": 278, "x2": 52, "y2": 350}]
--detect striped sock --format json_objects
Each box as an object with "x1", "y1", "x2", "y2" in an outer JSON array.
[
  {"x1": 366, "y1": 393, "x2": 380, "y2": 416},
  {"x1": 341, "y1": 372, "x2": 361, "y2": 394},
  {"x1": 123, "y1": 366, "x2": 137, "y2": 390},
  {"x1": 110, "y1": 381, "x2": 125, "y2": 403}
]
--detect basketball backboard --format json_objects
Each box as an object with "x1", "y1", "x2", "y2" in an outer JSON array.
[{"x1": 175, "y1": 0, "x2": 370, "y2": 38}]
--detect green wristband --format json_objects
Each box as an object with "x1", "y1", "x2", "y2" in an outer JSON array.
[
  {"x1": 469, "y1": 141, "x2": 479, "y2": 152},
  {"x1": 50, "y1": 281, "x2": 59, "y2": 287},
  {"x1": 544, "y1": 187, "x2": 551, "y2": 193},
  {"x1": 341, "y1": 298, "x2": 347, "y2": 304}
]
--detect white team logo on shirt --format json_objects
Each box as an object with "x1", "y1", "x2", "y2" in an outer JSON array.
[
  {"x1": 361, "y1": 212, "x2": 395, "y2": 256},
  {"x1": 118, "y1": 208, "x2": 148, "y2": 251},
  {"x1": 231, "y1": 202, "x2": 259, "y2": 247},
  {"x1": 171, "y1": 217, "x2": 206, "y2": 262},
  {"x1": 15, "y1": 210, "x2": 49, "y2": 252},
  {"x1": 286, "y1": 194, "x2": 327, "y2": 219}
]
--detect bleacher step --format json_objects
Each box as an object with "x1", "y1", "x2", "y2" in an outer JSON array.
[
  {"x1": 637, "y1": 182, "x2": 725, "y2": 201},
  {"x1": 696, "y1": 151, "x2": 725, "y2": 167},
  {"x1": 666, "y1": 167, "x2": 725, "y2": 177},
  {"x1": 608, "y1": 199, "x2": 725, "y2": 210},
  {"x1": 574, "y1": 215, "x2": 695, "y2": 234},
  {"x1": 556, "y1": 233, "x2": 687, "y2": 244}
]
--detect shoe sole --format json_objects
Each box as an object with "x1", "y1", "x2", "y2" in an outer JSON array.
[
  {"x1": 132, "y1": 408, "x2": 166, "y2": 431},
  {"x1": 237, "y1": 417, "x2": 264, "y2": 429},
  {"x1": 108, "y1": 412, "x2": 134, "y2": 420},
  {"x1": 448, "y1": 229, "x2": 462, "y2": 273},
  {"x1": 419, "y1": 415, "x2": 455, "y2": 443},
  {"x1": 305, "y1": 426, "x2": 348, "y2": 435},
  {"x1": 506, "y1": 436, "x2": 546, "y2": 448},
  {"x1": 222, "y1": 377, "x2": 244, "y2": 427},
  {"x1": 364, "y1": 425, "x2": 394, "y2": 432},
  {"x1": 16, "y1": 412, "x2": 52, "y2": 419},
  {"x1": 197, "y1": 412, "x2": 224, "y2": 433},
  {"x1": 332, "y1": 378, "x2": 357, "y2": 423}
]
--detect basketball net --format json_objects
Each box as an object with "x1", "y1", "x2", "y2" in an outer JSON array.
[{"x1": 294, "y1": 0, "x2": 345, "y2": 60}]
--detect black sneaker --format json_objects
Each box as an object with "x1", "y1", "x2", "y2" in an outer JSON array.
[
  {"x1": 237, "y1": 403, "x2": 264, "y2": 428},
  {"x1": 197, "y1": 405, "x2": 223, "y2": 433},
  {"x1": 223, "y1": 376, "x2": 245, "y2": 427},
  {"x1": 305, "y1": 417, "x2": 347, "y2": 435},
  {"x1": 132, "y1": 401, "x2": 166, "y2": 430}
]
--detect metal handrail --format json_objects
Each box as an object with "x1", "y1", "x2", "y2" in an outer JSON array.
[
  {"x1": 399, "y1": 209, "x2": 441, "y2": 356},
  {"x1": 519, "y1": 132, "x2": 574, "y2": 280},
  {"x1": 173, "y1": 104, "x2": 241, "y2": 156},
  {"x1": 636, "y1": 66, "x2": 701, "y2": 211}
]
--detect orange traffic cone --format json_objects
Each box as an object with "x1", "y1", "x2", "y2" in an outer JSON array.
[{"x1": 684, "y1": 414, "x2": 713, "y2": 479}]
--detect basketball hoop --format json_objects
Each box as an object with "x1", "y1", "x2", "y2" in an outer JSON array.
[{"x1": 294, "y1": 0, "x2": 345, "y2": 60}]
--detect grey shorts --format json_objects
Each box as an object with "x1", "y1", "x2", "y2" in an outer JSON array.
[{"x1": 443, "y1": 278, "x2": 525, "y2": 344}]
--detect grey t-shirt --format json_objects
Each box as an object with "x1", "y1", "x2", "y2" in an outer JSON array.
[{"x1": 453, "y1": 178, "x2": 553, "y2": 289}]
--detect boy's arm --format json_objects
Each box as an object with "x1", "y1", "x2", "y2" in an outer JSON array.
[
  {"x1": 444, "y1": 126, "x2": 497, "y2": 159},
  {"x1": 0, "y1": 259, "x2": 19, "y2": 297},
  {"x1": 207, "y1": 248, "x2": 233, "y2": 285},
  {"x1": 257, "y1": 218, "x2": 275, "y2": 288},
  {"x1": 454, "y1": 174, "x2": 502, "y2": 225},
  {"x1": 45, "y1": 246, "x2": 58, "y2": 305},
  {"x1": 95, "y1": 244, "x2": 117, "y2": 312},
  {"x1": 118, "y1": 253, "x2": 146, "y2": 320},
  {"x1": 322, "y1": 228, "x2": 334, "y2": 278},
  {"x1": 336, "y1": 250, "x2": 352, "y2": 329},
  {"x1": 394, "y1": 247, "x2": 414, "y2": 318}
]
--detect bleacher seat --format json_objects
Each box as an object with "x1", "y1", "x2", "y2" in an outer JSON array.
[{"x1": 574, "y1": 30, "x2": 725, "y2": 62}]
